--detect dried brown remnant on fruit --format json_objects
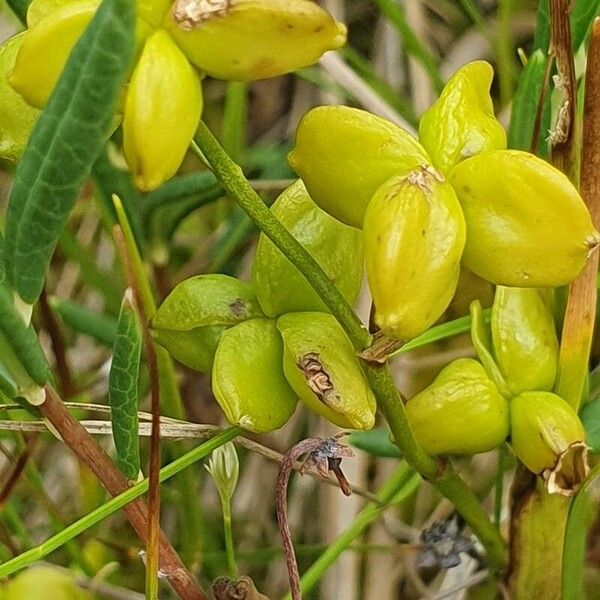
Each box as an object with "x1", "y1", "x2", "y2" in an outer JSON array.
[
  {"x1": 172, "y1": 0, "x2": 230, "y2": 30},
  {"x1": 229, "y1": 298, "x2": 248, "y2": 319},
  {"x1": 543, "y1": 441, "x2": 589, "y2": 497},
  {"x1": 297, "y1": 352, "x2": 334, "y2": 401},
  {"x1": 406, "y1": 165, "x2": 445, "y2": 193},
  {"x1": 212, "y1": 576, "x2": 270, "y2": 600}
]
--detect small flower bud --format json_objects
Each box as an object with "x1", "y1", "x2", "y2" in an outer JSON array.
[{"x1": 206, "y1": 442, "x2": 239, "y2": 501}]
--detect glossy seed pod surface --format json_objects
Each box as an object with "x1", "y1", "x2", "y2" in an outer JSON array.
[
  {"x1": 491, "y1": 286, "x2": 558, "y2": 394},
  {"x1": 289, "y1": 105, "x2": 430, "y2": 227},
  {"x1": 212, "y1": 318, "x2": 297, "y2": 433},
  {"x1": 419, "y1": 61, "x2": 506, "y2": 174},
  {"x1": 364, "y1": 168, "x2": 466, "y2": 340},
  {"x1": 252, "y1": 180, "x2": 363, "y2": 316},
  {"x1": 277, "y1": 311, "x2": 376, "y2": 430},
  {"x1": 450, "y1": 150, "x2": 600, "y2": 286},
  {"x1": 406, "y1": 358, "x2": 509, "y2": 455},
  {"x1": 165, "y1": 0, "x2": 346, "y2": 81}
]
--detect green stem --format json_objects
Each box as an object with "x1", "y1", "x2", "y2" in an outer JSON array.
[
  {"x1": 0, "y1": 428, "x2": 241, "y2": 580},
  {"x1": 222, "y1": 498, "x2": 237, "y2": 579},
  {"x1": 221, "y1": 82, "x2": 248, "y2": 164},
  {"x1": 283, "y1": 464, "x2": 420, "y2": 600},
  {"x1": 193, "y1": 122, "x2": 508, "y2": 571}
]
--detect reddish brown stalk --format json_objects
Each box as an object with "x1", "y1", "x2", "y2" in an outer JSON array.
[
  {"x1": 38, "y1": 288, "x2": 75, "y2": 397},
  {"x1": 555, "y1": 18, "x2": 600, "y2": 408},
  {"x1": 0, "y1": 435, "x2": 36, "y2": 510},
  {"x1": 276, "y1": 437, "x2": 352, "y2": 600},
  {"x1": 38, "y1": 387, "x2": 207, "y2": 600},
  {"x1": 549, "y1": 0, "x2": 578, "y2": 181},
  {"x1": 113, "y1": 225, "x2": 162, "y2": 595}
]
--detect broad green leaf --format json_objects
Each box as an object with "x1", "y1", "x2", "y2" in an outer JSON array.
[
  {"x1": 109, "y1": 291, "x2": 142, "y2": 480},
  {"x1": 508, "y1": 50, "x2": 547, "y2": 151},
  {"x1": 349, "y1": 428, "x2": 401, "y2": 458},
  {"x1": 50, "y1": 297, "x2": 117, "y2": 347},
  {"x1": 4, "y1": 0, "x2": 135, "y2": 304},
  {"x1": 562, "y1": 464, "x2": 600, "y2": 600}
]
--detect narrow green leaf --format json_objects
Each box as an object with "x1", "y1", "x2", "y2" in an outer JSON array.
[
  {"x1": 0, "y1": 230, "x2": 5, "y2": 286},
  {"x1": 562, "y1": 464, "x2": 600, "y2": 600},
  {"x1": 580, "y1": 398, "x2": 600, "y2": 453},
  {"x1": 221, "y1": 82, "x2": 247, "y2": 164},
  {"x1": 0, "y1": 283, "x2": 51, "y2": 387},
  {"x1": 508, "y1": 50, "x2": 547, "y2": 151},
  {"x1": 109, "y1": 290, "x2": 142, "y2": 480},
  {"x1": 533, "y1": 0, "x2": 550, "y2": 53},
  {"x1": 348, "y1": 428, "x2": 402, "y2": 458},
  {"x1": 50, "y1": 297, "x2": 118, "y2": 347},
  {"x1": 572, "y1": 0, "x2": 600, "y2": 50},
  {"x1": 92, "y1": 147, "x2": 145, "y2": 251},
  {"x1": 4, "y1": 0, "x2": 135, "y2": 304}
]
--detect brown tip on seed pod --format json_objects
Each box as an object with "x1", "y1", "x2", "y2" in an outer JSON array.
[
  {"x1": 543, "y1": 441, "x2": 590, "y2": 497},
  {"x1": 173, "y1": 0, "x2": 230, "y2": 30}
]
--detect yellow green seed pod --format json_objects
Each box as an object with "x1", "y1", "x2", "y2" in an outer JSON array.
[
  {"x1": 277, "y1": 312, "x2": 376, "y2": 430},
  {"x1": 419, "y1": 61, "x2": 506, "y2": 174},
  {"x1": 164, "y1": 0, "x2": 346, "y2": 81},
  {"x1": 491, "y1": 286, "x2": 558, "y2": 394},
  {"x1": 3, "y1": 566, "x2": 91, "y2": 600},
  {"x1": 212, "y1": 318, "x2": 298, "y2": 433},
  {"x1": 510, "y1": 391, "x2": 588, "y2": 496},
  {"x1": 450, "y1": 150, "x2": 600, "y2": 286},
  {"x1": 405, "y1": 358, "x2": 509, "y2": 456},
  {"x1": 123, "y1": 29, "x2": 203, "y2": 191},
  {"x1": 252, "y1": 180, "x2": 363, "y2": 317},
  {"x1": 152, "y1": 274, "x2": 263, "y2": 373},
  {"x1": 0, "y1": 34, "x2": 39, "y2": 161},
  {"x1": 288, "y1": 106, "x2": 430, "y2": 227},
  {"x1": 9, "y1": 0, "x2": 98, "y2": 108},
  {"x1": 364, "y1": 168, "x2": 466, "y2": 341}
]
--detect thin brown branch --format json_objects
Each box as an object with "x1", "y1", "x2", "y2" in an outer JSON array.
[
  {"x1": 549, "y1": 0, "x2": 578, "y2": 181},
  {"x1": 38, "y1": 288, "x2": 75, "y2": 397},
  {"x1": 555, "y1": 17, "x2": 600, "y2": 408},
  {"x1": 0, "y1": 435, "x2": 36, "y2": 510},
  {"x1": 38, "y1": 387, "x2": 208, "y2": 600}
]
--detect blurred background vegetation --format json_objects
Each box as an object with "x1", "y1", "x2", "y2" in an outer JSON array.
[{"x1": 0, "y1": 1, "x2": 598, "y2": 599}]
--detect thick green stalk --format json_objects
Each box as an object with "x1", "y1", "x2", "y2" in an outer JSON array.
[
  {"x1": 0, "y1": 428, "x2": 241, "y2": 579},
  {"x1": 193, "y1": 122, "x2": 508, "y2": 570},
  {"x1": 283, "y1": 464, "x2": 419, "y2": 600}
]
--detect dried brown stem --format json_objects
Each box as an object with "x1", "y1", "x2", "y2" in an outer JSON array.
[
  {"x1": 549, "y1": 0, "x2": 578, "y2": 181},
  {"x1": 0, "y1": 435, "x2": 36, "y2": 510},
  {"x1": 530, "y1": 54, "x2": 554, "y2": 154},
  {"x1": 276, "y1": 438, "x2": 323, "y2": 600},
  {"x1": 555, "y1": 17, "x2": 600, "y2": 409},
  {"x1": 38, "y1": 387, "x2": 207, "y2": 600}
]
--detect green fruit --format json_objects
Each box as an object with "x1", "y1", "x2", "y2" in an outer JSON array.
[
  {"x1": 491, "y1": 286, "x2": 558, "y2": 394},
  {"x1": 510, "y1": 391, "x2": 588, "y2": 495},
  {"x1": 277, "y1": 312, "x2": 376, "y2": 430},
  {"x1": 364, "y1": 169, "x2": 466, "y2": 340},
  {"x1": 406, "y1": 358, "x2": 509, "y2": 455},
  {"x1": 3, "y1": 566, "x2": 91, "y2": 600},
  {"x1": 212, "y1": 318, "x2": 297, "y2": 433},
  {"x1": 152, "y1": 274, "x2": 264, "y2": 372},
  {"x1": 288, "y1": 105, "x2": 430, "y2": 227},
  {"x1": 252, "y1": 180, "x2": 363, "y2": 317},
  {"x1": 450, "y1": 150, "x2": 600, "y2": 286},
  {"x1": 419, "y1": 61, "x2": 506, "y2": 174}
]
